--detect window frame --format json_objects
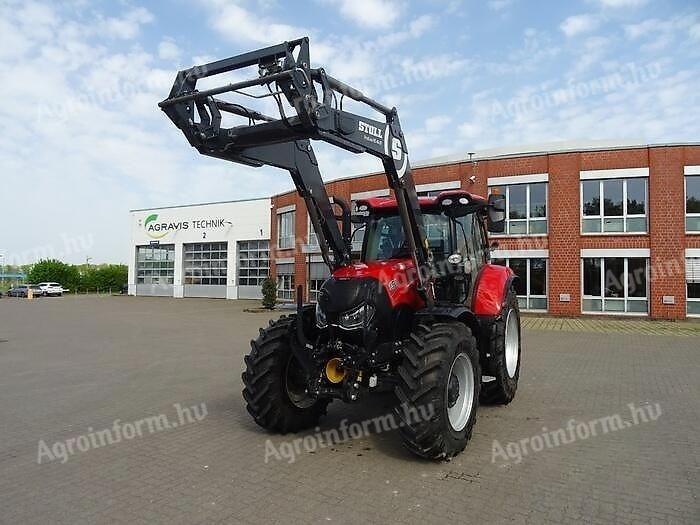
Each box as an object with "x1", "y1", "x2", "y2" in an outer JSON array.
[
  {"x1": 687, "y1": 257, "x2": 700, "y2": 317},
  {"x1": 581, "y1": 178, "x2": 648, "y2": 235},
  {"x1": 488, "y1": 182, "x2": 548, "y2": 237},
  {"x1": 307, "y1": 213, "x2": 319, "y2": 247},
  {"x1": 493, "y1": 257, "x2": 548, "y2": 312},
  {"x1": 581, "y1": 257, "x2": 649, "y2": 315},
  {"x1": 685, "y1": 175, "x2": 700, "y2": 233},
  {"x1": 275, "y1": 265, "x2": 295, "y2": 301},
  {"x1": 307, "y1": 260, "x2": 330, "y2": 303},
  {"x1": 277, "y1": 211, "x2": 295, "y2": 250}
]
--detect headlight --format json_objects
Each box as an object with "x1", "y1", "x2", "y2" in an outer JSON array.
[
  {"x1": 338, "y1": 304, "x2": 375, "y2": 330},
  {"x1": 315, "y1": 302, "x2": 327, "y2": 328}
]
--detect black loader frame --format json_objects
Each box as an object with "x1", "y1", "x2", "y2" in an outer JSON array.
[{"x1": 159, "y1": 37, "x2": 435, "y2": 305}]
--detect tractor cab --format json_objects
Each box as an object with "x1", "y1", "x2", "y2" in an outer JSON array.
[{"x1": 351, "y1": 190, "x2": 504, "y2": 304}]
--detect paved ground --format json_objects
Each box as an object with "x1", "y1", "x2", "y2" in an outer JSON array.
[
  {"x1": 0, "y1": 295, "x2": 698, "y2": 524},
  {"x1": 522, "y1": 315, "x2": 700, "y2": 337}
]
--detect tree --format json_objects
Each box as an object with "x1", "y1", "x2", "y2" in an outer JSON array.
[
  {"x1": 261, "y1": 278, "x2": 277, "y2": 310},
  {"x1": 27, "y1": 259, "x2": 81, "y2": 290}
]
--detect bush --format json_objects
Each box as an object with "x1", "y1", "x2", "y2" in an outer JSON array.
[
  {"x1": 27, "y1": 259, "x2": 81, "y2": 290},
  {"x1": 261, "y1": 278, "x2": 277, "y2": 310},
  {"x1": 81, "y1": 265, "x2": 127, "y2": 292}
]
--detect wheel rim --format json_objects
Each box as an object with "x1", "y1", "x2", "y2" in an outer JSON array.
[
  {"x1": 446, "y1": 352, "x2": 475, "y2": 432},
  {"x1": 284, "y1": 356, "x2": 315, "y2": 409},
  {"x1": 505, "y1": 309, "x2": 519, "y2": 378}
]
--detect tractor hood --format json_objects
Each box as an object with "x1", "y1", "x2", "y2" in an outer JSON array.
[{"x1": 325, "y1": 259, "x2": 425, "y2": 310}]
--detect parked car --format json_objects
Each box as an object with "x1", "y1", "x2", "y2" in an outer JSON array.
[
  {"x1": 36, "y1": 282, "x2": 65, "y2": 297},
  {"x1": 6, "y1": 284, "x2": 43, "y2": 298}
]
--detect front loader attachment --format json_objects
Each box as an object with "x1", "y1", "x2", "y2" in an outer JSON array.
[{"x1": 159, "y1": 38, "x2": 434, "y2": 304}]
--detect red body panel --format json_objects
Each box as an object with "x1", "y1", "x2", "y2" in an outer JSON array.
[
  {"x1": 472, "y1": 263, "x2": 515, "y2": 316},
  {"x1": 332, "y1": 258, "x2": 425, "y2": 310}
]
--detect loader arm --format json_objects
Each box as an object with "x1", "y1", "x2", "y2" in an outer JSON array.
[{"x1": 159, "y1": 38, "x2": 434, "y2": 304}]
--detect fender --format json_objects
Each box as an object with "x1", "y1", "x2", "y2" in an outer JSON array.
[
  {"x1": 472, "y1": 263, "x2": 517, "y2": 317},
  {"x1": 414, "y1": 306, "x2": 481, "y2": 337}
]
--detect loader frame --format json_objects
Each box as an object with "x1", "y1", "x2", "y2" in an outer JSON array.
[{"x1": 159, "y1": 38, "x2": 435, "y2": 305}]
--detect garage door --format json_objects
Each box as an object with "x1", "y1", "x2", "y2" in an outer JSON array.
[
  {"x1": 183, "y1": 242, "x2": 228, "y2": 299},
  {"x1": 237, "y1": 240, "x2": 269, "y2": 299}
]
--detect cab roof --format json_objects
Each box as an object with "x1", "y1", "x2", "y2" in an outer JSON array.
[{"x1": 356, "y1": 190, "x2": 487, "y2": 212}]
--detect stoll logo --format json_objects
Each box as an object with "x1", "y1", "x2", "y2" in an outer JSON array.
[{"x1": 144, "y1": 214, "x2": 189, "y2": 239}]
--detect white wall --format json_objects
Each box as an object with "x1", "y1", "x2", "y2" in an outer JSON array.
[{"x1": 128, "y1": 198, "x2": 271, "y2": 299}]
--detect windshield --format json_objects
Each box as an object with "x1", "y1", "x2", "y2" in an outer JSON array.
[{"x1": 363, "y1": 213, "x2": 452, "y2": 262}]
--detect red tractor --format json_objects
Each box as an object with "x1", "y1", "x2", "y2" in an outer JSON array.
[{"x1": 160, "y1": 38, "x2": 521, "y2": 459}]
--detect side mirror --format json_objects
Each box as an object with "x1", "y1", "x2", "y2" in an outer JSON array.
[{"x1": 487, "y1": 193, "x2": 506, "y2": 233}]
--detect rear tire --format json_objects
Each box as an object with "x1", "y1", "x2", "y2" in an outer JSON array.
[
  {"x1": 242, "y1": 315, "x2": 329, "y2": 433},
  {"x1": 394, "y1": 321, "x2": 481, "y2": 459},
  {"x1": 481, "y1": 288, "x2": 521, "y2": 405}
]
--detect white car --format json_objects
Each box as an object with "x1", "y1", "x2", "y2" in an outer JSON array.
[{"x1": 36, "y1": 282, "x2": 65, "y2": 297}]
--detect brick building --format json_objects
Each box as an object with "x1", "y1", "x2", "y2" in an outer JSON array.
[{"x1": 270, "y1": 141, "x2": 700, "y2": 320}]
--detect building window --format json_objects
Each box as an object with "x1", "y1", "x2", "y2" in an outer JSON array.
[
  {"x1": 582, "y1": 257, "x2": 648, "y2": 313},
  {"x1": 183, "y1": 242, "x2": 228, "y2": 285},
  {"x1": 687, "y1": 258, "x2": 700, "y2": 316},
  {"x1": 686, "y1": 176, "x2": 700, "y2": 232},
  {"x1": 277, "y1": 211, "x2": 295, "y2": 249},
  {"x1": 237, "y1": 240, "x2": 269, "y2": 286},
  {"x1": 308, "y1": 261, "x2": 330, "y2": 302},
  {"x1": 582, "y1": 178, "x2": 647, "y2": 233},
  {"x1": 488, "y1": 183, "x2": 547, "y2": 235},
  {"x1": 276, "y1": 263, "x2": 295, "y2": 300},
  {"x1": 417, "y1": 189, "x2": 443, "y2": 197},
  {"x1": 307, "y1": 214, "x2": 319, "y2": 247},
  {"x1": 136, "y1": 245, "x2": 175, "y2": 285},
  {"x1": 491, "y1": 258, "x2": 548, "y2": 311}
]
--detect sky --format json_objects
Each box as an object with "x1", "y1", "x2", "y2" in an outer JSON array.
[{"x1": 1, "y1": 0, "x2": 699, "y2": 265}]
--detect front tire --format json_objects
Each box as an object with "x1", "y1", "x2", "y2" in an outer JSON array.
[
  {"x1": 394, "y1": 321, "x2": 481, "y2": 459},
  {"x1": 481, "y1": 288, "x2": 521, "y2": 405},
  {"x1": 242, "y1": 315, "x2": 329, "y2": 433}
]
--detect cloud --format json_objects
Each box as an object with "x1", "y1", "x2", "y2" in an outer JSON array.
[
  {"x1": 623, "y1": 14, "x2": 698, "y2": 50},
  {"x1": 400, "y1": 54, "x2": 473, "y2": 81},
  {"x1": 488, "y1": 0, "x2": 514, "y2": 11},
  {"x1": 560, "y1": 14, "x2": 601, "y2": 37},
  {"x1": 158, "y1": 39, "x2": 181, "y2": 61},
  {"x1": 201, "y1": 0, "x2": 308, "y2": 45},
  {"x1": 424, "y1": 115, "x2": 452, "y2": 133},
  {"x1": 596, "y1": 0, "x2": 647, "y2": 7},
  {"x1": 623, "y1": 18, "x2": 657, "y2": 38},
  {"x1": 98, "y1": 7, "x2": 154, "y2": 39},
  {"x1": 691, "y1": 23, "x2": 700, "y2": 40},
  {"x1": 329, "y1": 0, "x2": 403, "y2": 29}
]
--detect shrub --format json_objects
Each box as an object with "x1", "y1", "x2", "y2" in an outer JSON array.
[
  {"x1": 261, "y1": 278, "x2": 277, "y2": 310},
  {"x1": 81, "y1": 265, "x2": 127, "y2": 292}
]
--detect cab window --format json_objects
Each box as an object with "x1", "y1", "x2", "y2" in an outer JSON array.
[{"x1": 364, "y1": 213, "x2": 451, "y2": 262}]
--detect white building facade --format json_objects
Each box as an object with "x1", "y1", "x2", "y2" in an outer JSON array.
[{"x1": 128, "y1": 198, "x2": 271, "y2": 300}]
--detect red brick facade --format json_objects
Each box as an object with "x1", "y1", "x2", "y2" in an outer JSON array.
[{"x1": 270, "y1": 144, "x2": 700, "y2": 319}]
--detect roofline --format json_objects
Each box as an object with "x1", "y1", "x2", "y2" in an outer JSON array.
[
  {"x1": 271, "y1": 141, "x2": 700, "y2": 198},
  {"x1": 129, "y1": 196, "x2": 270, "y2": 213}
]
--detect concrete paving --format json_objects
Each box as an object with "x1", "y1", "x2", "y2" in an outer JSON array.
[{"x1": 0, "y1": 295, "x2": 698, "y2": 524}]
